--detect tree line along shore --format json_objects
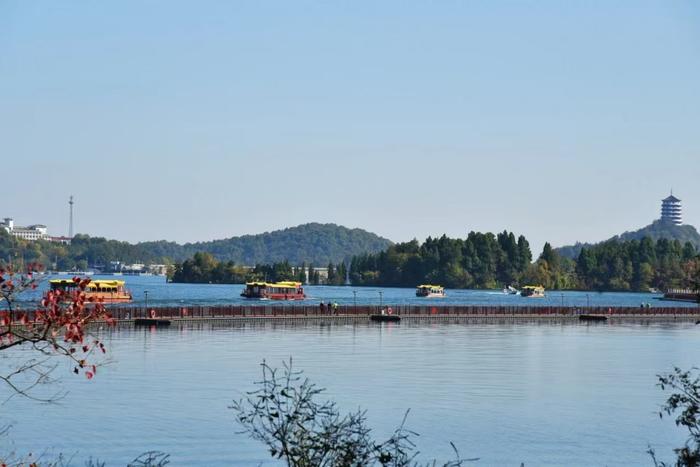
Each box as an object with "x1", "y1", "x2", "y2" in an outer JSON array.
[
  {"x1": 2, "y1": 224, "x2": 697, "y2": 293},
  {"x1": 0, "y1": 223, "x2": 391, "y2": 271},
  {"x1": 168, "y1": 232, "x2": 700, "y2": 293}
]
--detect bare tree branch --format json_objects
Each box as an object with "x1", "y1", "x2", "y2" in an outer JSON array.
[
  {"x1": 231, "y1": 359, "x2": 477, "y2": 467},
  {"x1": 0, "y1": 266, "x2": 115, "y2": 401}
]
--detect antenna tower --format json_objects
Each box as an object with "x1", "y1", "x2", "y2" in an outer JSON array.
[{"x1": 69, "y1": 195, "x2": 74, "y2": 238}]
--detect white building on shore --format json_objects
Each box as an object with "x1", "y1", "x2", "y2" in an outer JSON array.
[
  {"x1": 1, "y1": 217, "x2": 50, "y2": 241},
  {"x1": 1, "y1": 217, "x2": 69, "y2": 243}
]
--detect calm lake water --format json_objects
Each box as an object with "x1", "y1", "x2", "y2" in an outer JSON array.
[
  {"x1": 2, "y1": 320, "x2": 699, "y2": 466},
  {"x1": 15, "y1": 275, "x2": 700, "y2": 308}
]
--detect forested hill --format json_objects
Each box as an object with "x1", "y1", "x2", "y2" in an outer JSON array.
[
  {"x1": 557, "y1": 221, "x2": 700, "y2": 259},
  {"x1": 0, "y1": 223, "x2": 392, "y2": 270},
  {"x1": 137, "y1": 223, "x2": 392, "y2": 265}
]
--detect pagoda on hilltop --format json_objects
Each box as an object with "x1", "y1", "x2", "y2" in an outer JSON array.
[{"x1": 660, "y1": 192, "x2": 682, "y2": 225}]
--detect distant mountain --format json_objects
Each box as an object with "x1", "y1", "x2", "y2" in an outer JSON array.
[
  {"x1": 555, "y1": 242, "x2": 593, "y2": 260},
  {"x1": 615, "y1": 220, "x2": 700, "y2": 246},
  {"x1": 557, "y1": 220, "x2": 700, "y2": 259},
  {"x1": 138, "y1": 223, "x2": 393, "y2": 265}
]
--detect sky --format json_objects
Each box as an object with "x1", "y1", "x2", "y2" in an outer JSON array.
[{"x1": 1, "y1": 1, "x2": 699, "y2": 254}]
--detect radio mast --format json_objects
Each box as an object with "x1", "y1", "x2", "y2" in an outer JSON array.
[{"x1": 69, "y1": 195, "x2": 74, "y2": 238}]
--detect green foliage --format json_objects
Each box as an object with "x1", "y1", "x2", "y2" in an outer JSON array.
[
  {"x1": 168, "y1": 253, "x2": 303, "y2": 284},
  {"x1": 576, "y1": 238, "x2": 698, "y2": 292},
  {"x1": 349, "y1": 231, "x2": 532, "y2": 289},
  {"x1": 350, "y1": 233, "x2": 698, "y2": 292},
  {"x1": 558, "y1": 221, "x2": 700, "y2": 260},
  {"x1": 326, "y1": 262, "x2": 349, "y2": 286},
  {"x1": 0, "y1": 233, "x2": 169, "y2": 271},
  {"x1": 618, "y1": 221, "x2": 700, "y2": 249},
  {"x1": 520, "y1": 243, "x2": 577, "y2": 290},
  {"x1": 252, "y1": 261, "x2": 300, "y2": 283},
  {"x1": 0, "y1": 223, "x2": 391, "y2": 271},
  {"x1": 649, "y1": 367, "x2": 700, "y2": 467},
  {"x1": 307, "y1": 263, "x2": 321, "y2": 285},
  {"x1": 140, "y1": 223, "x2": 392, "y2": 265}
]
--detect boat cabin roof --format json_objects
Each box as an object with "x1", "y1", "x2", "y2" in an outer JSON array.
[
  {"x1": 417, "y1": 284, "x2": 443, "y2": 289},
  {"x1": 245, "y1": 281, "x2": 303, "y2": 289},
  {"x1": 50, "y1": 279, "x2": 126, "y2": 289},
  {"x1": 521, "y1": 285, "x2": 545, "y2": 290}
]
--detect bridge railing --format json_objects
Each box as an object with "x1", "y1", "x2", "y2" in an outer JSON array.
[
  {"x1": 99, "y1": 304, "x2": 699, "y2": 320},
  {"x1": 4, "y1": 304, "x2": 697, "y2": 323}
]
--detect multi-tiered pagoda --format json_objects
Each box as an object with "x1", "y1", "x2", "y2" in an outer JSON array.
[{"x1": 660, "y1": 192, "x2": 682, "y2": 225}]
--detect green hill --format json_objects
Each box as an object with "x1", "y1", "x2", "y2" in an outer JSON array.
[
  {"x1": 557, "y1": 220, "x2": 700, "y2": 259},
  {"x1": 135, "y1": 223, "x2": 392, "y2": 265},
  {"x1": 0, "y1": 223, "x2": 393, "y2": 270}
]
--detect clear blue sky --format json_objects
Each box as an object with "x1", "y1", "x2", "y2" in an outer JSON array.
[{"x1": 1, "y1": 1, "x2": 698, "y2": 254}]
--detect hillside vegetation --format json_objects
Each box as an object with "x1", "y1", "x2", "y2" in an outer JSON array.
[
  {"x1": 139, "y1": 223, "x2": 392, "y2": 264},
  {"x1": 347, "y1": 232, "x2": 699, "y2": 292},
  {"x1": 0, "y1": 223, "x2": 392, "y2": 270},
  {"x1": 558, "y1": 221, "x2": 700, "y2": 259}
]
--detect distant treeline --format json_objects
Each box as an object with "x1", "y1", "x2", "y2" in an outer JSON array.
[
  {"x1": 0, "y1": 223, "x2": 391, "y2": 271},
  {"x1": 0, "y1": 232, "x2": 170, "y2": 272},
  {"x1": 168, "y1": 253, "x2": 307, "y2": 284},
  {"x1": 575, "y1": 237, "x2": 698, "y2": 291},
  {"x1": 168, "y1": 252, "x2": 350, "y2": 286},
  {"x1": 349, "y1": 233, "x2": 699, "y2": 292},
  {"x1": 557, "y1": 220, "x2": 700, "y2": 259},
  {"x1": 168, "y1": 231, "x2": 536, "y2": 288},
  {"x1": 350, "y1": 232, "x2": 532, "y2": 289},
  {"x1": 5, "y1": 225, "x2": 698, "y2": 292},
  {"x1": 168, "y1": 232, "x2": 700, "y2": 292}
]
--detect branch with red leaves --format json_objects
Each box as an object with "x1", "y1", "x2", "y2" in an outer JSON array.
[{"x1": 0, "y1": 266, "x2": 115, "y2": 400}]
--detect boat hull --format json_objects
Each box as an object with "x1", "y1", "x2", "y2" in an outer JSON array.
[
  {"x1": 90, "y1": 294, "x2": 132, "y2": 303},
  {"x1": 370, "y1": 314, "x2": 401, "y2": 322},
  {"x1": 579, "y1": 314, "x2": 608, "y2": 322},
  {"x1": 240, "y1": 292, "x2": 306, "y2": 300}
]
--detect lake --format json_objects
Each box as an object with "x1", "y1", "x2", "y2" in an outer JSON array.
[
  {"x1": 2, "y1": 319, "x2": 698, "y2": 466},
  {"x1": 14, "y1": 275, "x2": 700, "y2": 308}
]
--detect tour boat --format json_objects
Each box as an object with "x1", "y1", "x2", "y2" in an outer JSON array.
[
  {"x1": 415, "y1": 285, "x2": 446, "y2": 298},
  {"x1": 520, "y1": 285, "x2": 545, "y2": 298},
  {"x1": 49, "y1": 279, "x2": 133, "y2": 303},
  {"x1": 662, "y1": 289, "x2": 699, "y2": 303},
  {"x1": 240, "y1": 281, "x2": 306, "y2": 300}
]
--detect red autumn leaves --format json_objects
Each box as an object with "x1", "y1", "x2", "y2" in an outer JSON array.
[{"x1": 1, "y1": 268, "x2": 115, "y2": 380}]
